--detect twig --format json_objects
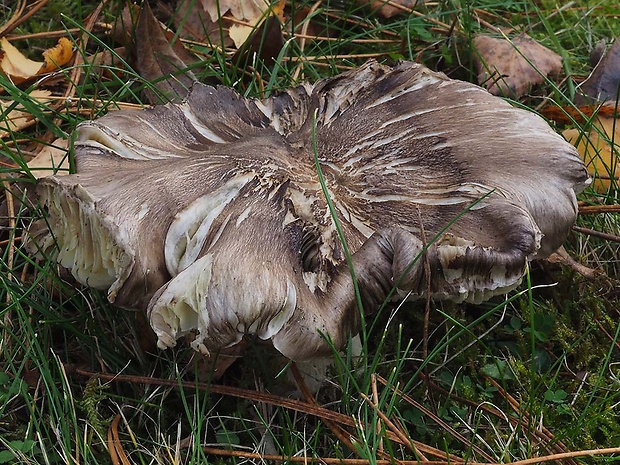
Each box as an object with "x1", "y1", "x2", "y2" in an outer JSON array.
[
  {"x1": 0, "y1": 0, "x2": 48, "y2": 38},
  {"x1": 290, "y1": 362, "x2": 357, "y2": 454},
  {"x1": 593, "y1": 318, "x2": 620, "y2": 351},
  {"x1": 485, "y1": 377, "x2": 577, "y2": 465},
  {"x1": 578, "y1": 204, "x2": 620, "y2": 215},
  {"x1": 573, "y1": 225, "x2": 620, "y2": 243},
  {"x1": 375, "y1": 374, "x2": 495, "y2": 463},
  {"x1": 108, "y1": 414, "x2": 131, "y2": 465},
  {"x1": 200, "y1": 445, "x2": 620, "y2": 465},
  {"x1": 360, "y1": 391, "x2": 428, "y2": 461}
]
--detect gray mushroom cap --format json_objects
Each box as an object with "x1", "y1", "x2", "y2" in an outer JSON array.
[{"x1": 31, "y1": 61, "x2": 589, "y2": 360}]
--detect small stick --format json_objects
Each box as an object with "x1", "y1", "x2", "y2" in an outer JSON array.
[
  {"x1": 370, "y1": 374, "x2": 383, "y2": 454},
  {"x1": 0, "y1": 0, "x2": 48, "y2": 37},
  {"x1": 290, "y1": 362, "x2": 358, "y2": 454},
  {"x1": 360, "y1": 391, "x2": 429, "y2": 461},
  {"x1": 292, "y1": 0, "x2": 323, "y2": 81},
  {"x1": 573, "y1": 225, "x2": 620, "y2": 243},
  {"x1": 578, "y1": 204, "x2": 620, "y2": 215}
]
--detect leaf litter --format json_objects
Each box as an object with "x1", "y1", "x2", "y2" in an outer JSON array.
[{"x1": 472, "y1": 32, "x2": 562, "y2": 97}]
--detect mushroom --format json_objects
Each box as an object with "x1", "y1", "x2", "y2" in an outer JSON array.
[{"x1": 30, "y1": 61, "x2": 588, "y2": 361}]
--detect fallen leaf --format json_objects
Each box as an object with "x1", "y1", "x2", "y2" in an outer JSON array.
[
  {"x1": 563, "y1": 116, "x2": 620, "y2": 192},
  {"x1": 0, "y1": 90, "x2": 53, "y2": 138},
  {"x1": 27, "y1": 138, "x2": 70, "y2": 178},
  {"x1": 174, "y1": 0, "x2": 280, "y2": 49},
  {"x1": 135, "y1": 3, "x2": 197, "y2": 104},
  {"x1": 228, "y1": 0, "x2": 285, "y2": 48},
  {"x1": 41, "y1": 37, "x2": 74, "y2": 73},
  {"x1": 231, "y1": 13, "x2": 284, "y2": 70},
  {"x1": 473, "y1": 33, "x2": 562, "y2": 97},
  {"x1": 357, "y1": 0, "x2": 424, "y2": 18},
  {"x1": 110, "y1": 3, "x2": 140, "y2": 47},
  {"x1": 201, "y1": 0, "x2": 266, "y2": 22},
  {"x1": 0, "y1": 38, "x2": 41, "y2": 80},
  {"x1": 576, "y1": 37, "x2": 620, "y2": 105},
  {"x1": 0, "y1": 37, "x2": 73, "y2": 84},
  {"x1": 88, "y1": 47, "x2": 128, "y2": 79},
  {"x1": 174, "y1": 0, "x2": 234, "y2": 48}
]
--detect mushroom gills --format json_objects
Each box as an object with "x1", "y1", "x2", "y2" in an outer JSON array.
[
  {"x1": 149, "y1": 252, "x2": 298, "y2": 354},
  {"x1": 38, "y1": 182, "x2": 133, "y2": 298}
]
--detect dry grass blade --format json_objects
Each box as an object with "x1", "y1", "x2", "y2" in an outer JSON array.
[
  {"x1": 2, "y1": 181, "x2": 15, "y2": 288},
  {"x1": 68, "y1": 366, "x2": 368, "y2": 433},
  {"x1": 107, "y1": 414, "x2": 131, "y2": 465},
  {"x1": 290, "y1": 362, "x2": 358, "y2": 454},
  {"x1": 359, "y1": 392, "x2": 428, "y2": 461},
  {"x1": 69, "y1": 366, "x2": 469, "y2": 460},
  {"x1": 201, "y1": 448, "x2": 460, "y2": 464},
  {"x1": 375, "y1": 375, "x2": 495, "y2": 462},
  {"x1": 367, "y1": 0, "x2": 452, "y2": 31},
  {"x1": 484, "y1": 377, "x2": 577, "y2": 465},
  {"x1": 0, "y1": 0, "x2": 48, "y2": 37},
  {"x1": 62, "y1": 1, "x2": 106, "y2": 103},
  {"x1": 200, "y1": 446, "x2": 620, "y2": 464}
]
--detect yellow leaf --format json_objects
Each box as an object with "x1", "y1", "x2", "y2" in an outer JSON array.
[
  {"x1": 27, "y1": 137, "x2": 70, "y2": 178},
  {"x1": 0, "y1": 37, "x2": 43, "y2": 83},
  {"x1": 228, "y1": 0, "x2": 285, "y2": 48},
  {"x1": 41, "y1": 37, "x2": 74, "y2": 73},
  {"x1": 0, "y1": 37, "x2": 74, "y2": 84},
  {"x1": 229, "y1": 23, "x2": 255, "y2": 48},
  {"x1": 563, "y1": 116, "x2": 620, "y2": 192},
  {"x1": 0, "y1": 90, "x2": 54, "y2": 138}
]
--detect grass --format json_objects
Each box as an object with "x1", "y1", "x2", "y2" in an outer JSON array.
[{"x1": 1, "y1": 0, "x2": 620, "y2": 463}]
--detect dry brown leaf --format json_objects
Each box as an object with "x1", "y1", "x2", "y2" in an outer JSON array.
[
  {"x1": 135, "y1": 3, "x2": 197, "y2": 104},
  {"x1": 563, "y1": 116, "x2": 620, "y2": 192},
  {"x1": 27, "y1": 138, "x2": 70, "y2": 178},
  {"x1": 0, "y1": 37, "x2": 73, "y2": 84},
  {"x1": 175, "y1": 0, "x2": 234, "y2": 48},
  {"x1": 357, "y1": 0, "x2": 424, "y2": 18},
  {"x1": 232, "y1": 13, "x2": 284, "y2": 71},
  {"x1": 0, "y1": 90, "x2": 53, "y2": 138},
  {"x1": 473, "y1": 33, "x2": 562, "y2": 97},
  {"x1": 577, "y1": 37, "x2": 620, "y2": 105},
  {"x1": 88, "y1": 47, "x2": 128, "y2": 78}
]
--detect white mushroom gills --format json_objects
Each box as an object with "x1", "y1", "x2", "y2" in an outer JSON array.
[{"x1": 38, "y1": 183, "x2": 133, "y2": 300}]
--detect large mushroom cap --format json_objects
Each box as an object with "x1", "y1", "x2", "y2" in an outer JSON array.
[{"x1": 31, "y1": 61, "x2": 588, "y2": 360}]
